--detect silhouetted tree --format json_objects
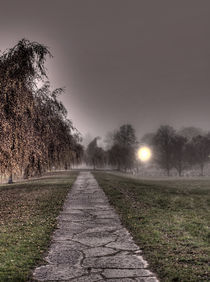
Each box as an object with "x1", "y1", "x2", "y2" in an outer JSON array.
[
  {"x1": 108, "y1": 144, "x2": 124, "y2": 170},
  {"x1": 185, "y1": 135, "x2": 210, "y2": 176},
  {"x1": 178, "y1": 126, "x2": 205, "y2": 141},
  {"x1": 86, "y1": 137, "x2": 105, "y2": 169},
  {"x1": 171, "y1": 134, "x2": 187, "y2": 176},
  {"x1": 109, "y1": 124, "x2": 138, "y2": 171},
  {"x1": 153, "y1": 125, "x2": 175, "y2": 176}
]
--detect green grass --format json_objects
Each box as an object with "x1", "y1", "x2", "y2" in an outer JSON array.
[
  {"x1": 0, "y1": 171, "x2": 78, "y2": 281},
  {"x1": 93, "y1": 172, "x2": 210, "y2": 282}
]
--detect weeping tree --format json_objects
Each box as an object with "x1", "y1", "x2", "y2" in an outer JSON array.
[
  {"x1": 34, "y1": 83, "x2": 68, "y2": 171},
  {"x1": 24, "y1": 82, "x2": 82, "y2": 177},
  {"x1": 0, "y1": 39, "x2": 82, "y2": 182},
  {"x1": 70, "y1": 135, "x2": 84, "y2": 167},
  {"x1": 0, "y1": 39, "x2": 52, "y2": 182}
]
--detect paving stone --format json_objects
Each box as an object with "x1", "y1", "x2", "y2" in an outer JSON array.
[
  {"x1": 106, "y1": 240, "x2": 139, "y2": 251},
  {"x1": 46, "y1": 248, "x2": 82, "y2": 265},
  {"x1": 56, "y1": 221, "x2": 89, "y2": 233},
  {"x1": 82, "y1": 226, "x2": 119, "y2": 234},
  {"x1": 135, "y1": 278, "x2": 159, "y2": 282},
  {"x1": 58, "y1": 213, "x2": 93, "y2": 222},
  {"x1": 49, "y1": 241, "x2": 89, "y2": 251},
  {"x1": 33, "y1": 265, "x2": 87, "y2": 281},
  {"x1": 83, "y1": 253, "x2": 147, "y2": 269},
  {"x1": 89, "y1": 210, "x2": 119, "y2": 219},
  {"x1": 53, "y1": 229, "x2": 74, "y2": 240},
  {"x1": 102, "y1": 268, "x2": 154, "y2": 278},
  {"x1": 94, "y1": 218, "x2": 122, "y2": 225},
  {"x1": 60, "y1": 209, "x2": 84, "y2": 215},
  {"x1": 105, "y1": 279, "x2": 135, "y2": 282},
  {"x1": 83, "y1": 247, "x2": 119, "y2": 257},
  {"x1": 89, "y1": 268, "x2": 103, "y2": 273},
  {"x1": 73, "y1": 231, "x2": 116, "y2": 247},
  {"x1": 70, "y1": 273, "x2": 103, "y2": 282}
]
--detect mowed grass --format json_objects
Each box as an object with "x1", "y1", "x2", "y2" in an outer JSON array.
[
  {"x1": 0, "y1": 171, "x2": 78, "y2": 281},
  {"x1": 94, "y1": 172, "x2": 210, "y2": 282}
]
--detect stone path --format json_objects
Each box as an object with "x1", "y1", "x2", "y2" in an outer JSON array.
[{"x1": 33, "y1": 172, "x2": 159, "y2": 281}]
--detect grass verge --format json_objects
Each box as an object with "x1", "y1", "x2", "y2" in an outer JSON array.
[
  {"x1": 0, "y1": 171, "x2": 78, "y2": 281},
  {"x1": 94, "y1": 172, "x2": 210, "y2": 282}
]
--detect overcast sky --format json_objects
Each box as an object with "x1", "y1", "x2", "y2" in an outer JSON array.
[{"x1": 0, "y1": 0, "x2": 210, "y2": 144}]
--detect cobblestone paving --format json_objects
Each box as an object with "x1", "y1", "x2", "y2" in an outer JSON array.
[{"x1": 33, "y1": 172, "x2": 159, "y2": 281}]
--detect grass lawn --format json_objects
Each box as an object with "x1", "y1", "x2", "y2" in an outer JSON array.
[
  {"x1": 0, "y1": 171, "x2": 78, "y2": 281},
  {"x1": 94, "y1": 171, "x2": 210, "y2": 282}
]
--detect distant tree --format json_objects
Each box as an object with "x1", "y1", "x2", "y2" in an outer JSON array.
[
  {"x1": 114, "y1": 124, "x2": 137, "y2": 147},
  {"x1": 86, "y1": 137, "x2": 105, "y2": 169},
  {"x1": 178, "y1": 126, "x2": 205, "y2": 141},
  {"x1": 109, "y1": 124, "x2": 138, "y2": 171},
  {"x1": 171, "y1": 134, "x2": 188, "y2": 176},
  {"x1": 153, "y1": 125, "x2": 176, "y2": 176},
  {"x1": 185, "y1": 135, "x2": 210, "y2": 176},
  {"x1": 95, "y1": 147, "x2": 107, "y2": 168},
  {"x1": 108, "y1": 143, "x2": 125, "y2": 171}
]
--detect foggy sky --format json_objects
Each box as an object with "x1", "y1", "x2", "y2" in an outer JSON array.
[{"x1": 1, "y1": 0, "x2": 210, "y2": 144}]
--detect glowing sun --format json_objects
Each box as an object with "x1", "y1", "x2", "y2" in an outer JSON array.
[{"x1": 138, "y1": 146, "x2": 152, "y2": 162}]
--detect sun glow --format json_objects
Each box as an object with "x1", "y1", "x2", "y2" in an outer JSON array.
[{"x1": 138, "y1": 146, "x2": 152, "y2": 162}]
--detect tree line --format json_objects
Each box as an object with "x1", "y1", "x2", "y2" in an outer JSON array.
[
  {"x1": 0, "y1": 39, "x2": 83, "y2": 183},
  {"x1": 85, "y1": 124, "x2": 138, "y2": 172},
  {"x1": 85, "y1": 124, "x2": 210, "y2": 176},
  {"x1": 152, "y1": 125, "x2": 210, "y2": 176}
]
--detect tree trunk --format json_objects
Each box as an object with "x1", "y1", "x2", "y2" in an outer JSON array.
[
  {"x1": 136, "y1": 162, "x2": 140, "y2": 174},
  {"x1": 23, "y1": 165, "x2": 30, "y2": 179},
  {"x1": 178, "y1": 164, "x2": 182, "y2": 177},
  {"x1": 200, "y1": 163, "x2": 204, "y2": 176},
  {"x1": 8, "y1": 173, "x2": 13, "y2": 184}
]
